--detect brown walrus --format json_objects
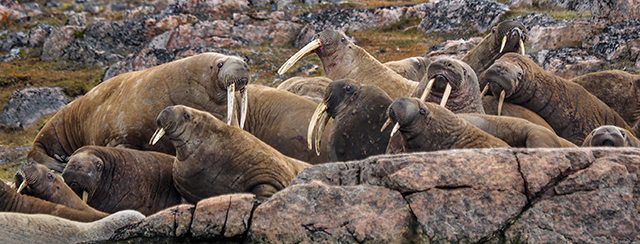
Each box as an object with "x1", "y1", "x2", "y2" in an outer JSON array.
[
  {"x1": 61, "y1": 146, "x2": 182, "y2": 216},
  {"x1": 278, "y1": 28, "x2": 417, "y2": 99},
  {"x1": 482, "y1": 96, "x2": 554, "y2": 132},
  {"x1": 150, "y1": 105, "x2": 311, "y2": 203},
  {"x1": 307, "y1": 79, "x2": 392, "y2": 161},
  {"x1": 457, "y1": 113, "x2": 577, "y2": 148},
  {"x1": 412, "y1": 57, "x2": 484, "y2": 114},
  {"x1": 581, "y1": 125, "x2": 640, "y2": 147},
  {"x1": 383, "y1": 56, "x2": 431, "y2": 82},
  {"x1": 276, "y1": 76, "x2": 332, "y2": 103},
  {"x1": 27, "y1": 52, "x2": 251, "y2": 172},
  {"x1": 570, "y1": 70, "x2": 640, "y2": 127},
  {"x1": 386, "y1": 97, "x2": 509, "y2": 153},
  {"x1": 13, "y1": 162, "x2": 108, "y2": 218},
  {"x1": 0, "y1": 210, "x2": 144, "y2": 244},
  {"x1": 462, "y1": 20, "x2": 528, "y2": 76},
  {"x1": 0, "y1": 178, "x2": 108, "y2": 222},
  {"x1": 479, "y1": 53, "x2": 633, "y2": 145}
]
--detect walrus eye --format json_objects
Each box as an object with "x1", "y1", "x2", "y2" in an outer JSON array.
[
  {"x1": 419, "y1": 108, "x2": 426, "y2": 115},
  {"x1": 345, "y1": 85, "x2": 353, "y2": 92},
  {"x1": 517, "y1": 73, "x2": 523, "y2": 80},
  {"x1": 183, "y1": 112, "x2": 190, "y2": 121},
  {"x1": 463, "y1": 69, "x2": 467, "y2": 75},
  {"x1": 492, "y1": 27, "x2": 496, "y2": 33},
  {"x1": 341, "y1": 37, "x2": 345, "y2": 42},
  {"x1": 46, "y1": 172, "x2": 53, "y2": 181},
  {"x1": 96, "y1": 161, "x2": 102, "y2": 171},
  {"x1": 217, "y1": 62, "x2": 224, "y2": 69},
  {"x1": 620, "y1": 129, "x2": 626, "y2": 137}
]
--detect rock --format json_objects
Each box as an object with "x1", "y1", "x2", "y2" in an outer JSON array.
[
  {"x1": 0, "y1": 4, "x2": 25, "y2": 22},
  {"x1": 1, "y1": 31, "x2": 27, "y2": 52},
  {"x1": 190, "y1": 194, "x2": 256, "y2": 239},
  {"x1": 585, "y1": 20, "x2": 640, "y2": 62},
  {"x1": 165, "y1": 0, "x2": 250, "y2": 21},
  {"x1": 123, "y1": 5, "x2": 155, "y2": 19},
  {"x1": 41, "y1": 26, "x2": 83, "y2": 62},
  {"x1": 533, "y1": 48, "x2": 604, "y2": 78},
  {"x1": 112, "y1": 204, "x2": 195, "y2": 240},
  {"x1": 247, "y1": 180, "x2": 418, "y2": 243},
  {"x1": 524, "y1": 17, "x2": 605, "y2": 51},
  {"x1": 425, "y1": 37, "x2": 483, "y2": 61},
  {"x1": 233, "y1": 11, "x2": 304, "y2": 46},
  {"x1": 417, "y1": 0, "x2": 509, "y2": 34},
  {"x1": 26, "y1": 24, "x2": 53, "y2": 48},
  {"x1": 0, "y1": 87, "x2": 69, "y2": 130},
  {"x1": 64, "y1": 12, "x2": 86, "y2": 26}
]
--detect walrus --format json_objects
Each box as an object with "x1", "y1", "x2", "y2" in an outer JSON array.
[
  {"x1": 276, "y1": 76, "x2": 332, "y2": 103},
  {"x1": 62, "y1": 146, "x2": 182, "y2": 216},
  {"x1": 386, "y1": 97, "x2": 509, "y2": 153},
  {"x1": 307, "y1": 79, "x2": 392, "y2": 161},
  {"x1": 27, "y1": 52, "x2": 251, "y2": 172},
  {"x1": 13, "y1": 162, "x2": 109, "y2": 218},
  {"x1": 150, "y1": 105, "x2": 311, "y2": 203},
  {"x1": 479, "y1": 53, "x2": 633, "y2": 145},
  {"x1": 570, "y1": 70, "x2": 640, "y2": 127},
  {"x1": 461, "y1": 20, "x2": 528, "y2": 76},
  {"x1": 581, "y1": 125, "x2": 640, "y2": 147},
  {"x1": 0, "y1": 210, "x2": 144, "y2": 244},
  {"x1": 0, "y1": 178, "x2": 108, "y2": 222},
  {"x1": 457, "y1": 113, "x2": 577, "y2": 148},
  {"x1": 383, "y1": 56, "x2": 431, "y2": 82},
  {"x1": 482, "y1": 95, "x2": 554, "y2": 131},
  {"x1": 278, "y1": 28, "x2": 418, "y2": 99}
]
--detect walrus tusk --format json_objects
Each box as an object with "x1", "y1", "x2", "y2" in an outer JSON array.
[
  {"x1": 380, "y1": 118, "x2": 392, "y2": 132},
  {"x1": 390, "y1": 122, "x2": 401, "y2": 138},
  {"x1": 419, "y1": 78, "x2": 435, "y2": 102},
  {"x1": 278, "y1": 39, "x2": 322, "y2": 75},
  {"x1": 314, "y1": 111, "x2": 330, "y2": 156},
  {"x1": 82, "y1": 191, "x2": 89, "y2": 203},
  {"x1": 440, "y1": 83, "x2": 452, "y2": 107},
  {"x1": 149, "y1": 128, "x2": 165, "y2": 145},
  {"x1": 16, "y1": 180, "x2": 26, "y2": 193},
  {"x1": 240, "y1": 88, "x2": 247, "y2": 130},
  {"x1": 519, "y1": 39, "x2": 525, "y2": 55},
  {"x1": 307, "y1": 102, "x2": 328, "y2": 150},
  {"x1": 499, "y1": 35, "x2": 508, "y2": 53},
  {"x1": 481, "y1": 84, "x2": 489, "y2": 97},
  {"x1": 227, "y1": 83, "x2": 236, "y2": 127},
  {"x1": 497, "y1": 90, "x2": 506, "y2": 116}
]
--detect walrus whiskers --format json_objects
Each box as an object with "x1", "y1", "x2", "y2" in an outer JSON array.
[
  {"x1": 497, "y1": 90, "x2": 505, "y2": 116},
  {"x1": 149, "y1": 128, "x2": 165, "y2": 146},
  {"x1": 278, "y1": 39, "x2": 322, "y2": 75}
]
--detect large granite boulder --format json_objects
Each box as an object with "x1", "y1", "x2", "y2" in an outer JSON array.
[{"x1": 0, "y1": 87, "x2": 69, "y2": 130}]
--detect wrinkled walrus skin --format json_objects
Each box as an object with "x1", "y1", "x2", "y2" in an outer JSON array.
[
  {"x1": 27, "y1": 52, "x2": 250, "y2": 172},
  {"x1": 13, "y1": 162, "x2": 108, "y2": 218},
  {"x1": 154, "y1": 105, "x2": 311, "y2": 203},
  {"x1": 479, "y1": 53, "x2": 633, "y2": 146},
  {"x1": 386, "y1": 97, "x2": 509, "y2": 153},
  {"x1": 0, "y1": 210, "x2": 144, "y2": 244},
  {"x1": 383, "y1": 56, "x2": 431, "y2": 82},
  {"x1": 462, "y1": 20, "x2": 528, "y2": 76},
  {"x1": 62, "y1": 146, "x2": 182, "y2": 216},
  {"x1": 457, "y1": 113, "x2": 577, "y2": 148},
  {"x1": 0, "y1": 178, "x2": 108, "y2": 222},
  {"x1": 277, "y1": 76, "x2": 333, "y2": 103},
  {"x1": 582, "y1": 125, "x2": 640, "y2": 147}
]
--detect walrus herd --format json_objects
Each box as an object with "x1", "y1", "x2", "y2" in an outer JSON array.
[{"x1": 5, "y1": 19, "x2": 640, "y2": 241}]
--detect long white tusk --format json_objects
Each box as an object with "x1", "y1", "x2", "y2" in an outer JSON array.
[
  {"x1": 16, "y1": 180, "x2": 26, "y2": 193},
  {"x1": 380, "y1": 118, "x2": 392, "y2": 132},
  {"x1": 390, "y1": 123, "x2": 401, "y2": 138},
  {"x1": 519, "y1": 39, "x2": 525, "y2": 55},
  {"x1": 278, "y1": 39, "x2": 322, "y2": 75},
  {"x1": 240, "y1": 89, "x2": 247, "y2": 130},
  {"x1": 499, "y1": 35, "x2": 507, "y2": 53},
  {"x1": 227, "y1": 83, "x2": 236, "y2": 127},
  {"x1": 149, "y1": 128, "x2": 165, "y2": 145},
  {"x1": 82, "y1": 191, "x2": 89, "y2": 203},
  {"x1": 307, "y1": 102, "x2": 328, "y2": 150},
  {"x1": 440, "y1": 83, "x2": 452, "y2": 107},
  {"x1": 314, "y1": 111, "x2": 330, "y2": 156},
  {"x1": 420, "y1": 78, "x2": 435, "y2": 102},
  {"x1": 481, "y1": 84, "x2": 489, "y2": 97},
  {"x1": 497, "y1": 90, "x2": 506, "y2": 116}
]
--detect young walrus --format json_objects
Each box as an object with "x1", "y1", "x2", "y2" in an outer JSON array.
[
  {"x1": 150, "y1": 105, "x2": 311, "y2": 203},
  {"x1": 307, "y1": 79, "x2": 393, "y2": 161},
  {"x1": 386, "y1": 97, "x2": 509, "y2": 153},
  {"x1": 462, "y1": 20, "x2": 528, "y2": 76},
  {"x1": 13, "y1": 162, "x2": 108, "y2": 218},
  {"x1": 479, "y1": 53, "x2": 633, "y2": 145},
  {"x1": 278, "y1": 28, "x2": 417, "y2": 99},
  {"x1": 457, "y1": 113, "x2": 577, "y2": 148},
  {"x1": 582, "y1": 125, "x2": 640, "y2": 147}
]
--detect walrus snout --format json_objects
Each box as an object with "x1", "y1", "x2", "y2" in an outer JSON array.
[
  {"x1": 388, "y1": 98, "x2": 419, "y2": 128},
  {"x1": 584, "y1": 126, "x2": 626, "y2": 147}
]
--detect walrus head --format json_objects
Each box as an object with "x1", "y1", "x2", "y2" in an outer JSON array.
[
  {"x1": 13, "y1": 162, "x2": 61, "y2": 197},
  {"x1": 582, "y1": 125, "x2": 628, "y2": 147},
  {"x1": 215, "y1": 55, "x2": 251, "y2": 129},
  {"x1": 62, "y1": 149, "x2": 103, "y2": 203},
  {"x1": 419, "y1": 58, "x2": 477, "y2": 108},
  {"x1": 307, "y1": 79, "x2": 361, "y2": 155},
  {"x1": 478, "y1": 54, "x2": 527, "y2": 116},
  {"x1": 490, "y1": 20, "x2": 528, "y2": 56},
  {"x1": 278, "y1": 29, "x2": 348, "y2": 75}
]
